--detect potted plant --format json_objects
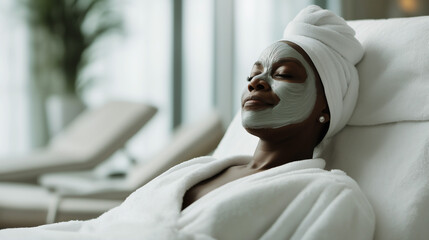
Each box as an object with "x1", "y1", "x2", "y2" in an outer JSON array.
[{"x1": 23, "y1": 0, "x2": 122, "y2": 136}]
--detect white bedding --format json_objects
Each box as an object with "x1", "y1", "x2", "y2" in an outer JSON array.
[{"x1": 0, "y1": 156, "x2": 374, "y2": 240}]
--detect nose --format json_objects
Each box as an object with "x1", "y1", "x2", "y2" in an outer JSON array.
[{"x1": 248, "y1": 77, "x2": 270, "y2": 92}]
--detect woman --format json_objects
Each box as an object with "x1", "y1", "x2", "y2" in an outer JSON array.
[
  {"x1": 0, "y1": 5, "x2": 375, "y2": 240},
  {"x1": 182, "y1": 40, "x2": 330, "y2": 210}
]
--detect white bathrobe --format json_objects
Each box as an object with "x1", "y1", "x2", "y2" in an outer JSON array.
[{"x1": 0, "y1": 156, "x2": 375, "y2": 240}]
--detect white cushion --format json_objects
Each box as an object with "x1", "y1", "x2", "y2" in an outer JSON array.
[{"x1": 348, "y1": 16, "x2": 429, "y2": 125}]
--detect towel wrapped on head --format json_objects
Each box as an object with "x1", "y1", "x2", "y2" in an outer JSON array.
[{"x1": 282, "y1": 5, "x2": 364, "y2": 139}]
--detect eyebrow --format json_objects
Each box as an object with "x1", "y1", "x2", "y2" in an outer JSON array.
[
  {"x1": 253, "y1": 58, "x2": 305, "y2": 68},
  {"x1": 272, "y1": 58, "x2": 305, "y2": 68}
]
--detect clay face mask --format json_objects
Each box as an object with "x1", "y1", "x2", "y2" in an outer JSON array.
[{"x1": 241, "y1": 41, "x2": 317, "y2": 129}]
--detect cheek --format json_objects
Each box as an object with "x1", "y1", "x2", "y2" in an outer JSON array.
[{"x1": 272, "y1": 82, "x2": 307, "y2": 101}]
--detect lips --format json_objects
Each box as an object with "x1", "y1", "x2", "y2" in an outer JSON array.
[{"x1": 242, "y1": 95, "x2": 278, "y2": 110}]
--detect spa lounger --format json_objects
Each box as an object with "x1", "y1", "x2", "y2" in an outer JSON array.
[
  {"x1": 0, "y1": 101, "x2": 157, "y2": 183},
  {"x1": 214, "y1": 16, "x2": 429, "y2": 240}
]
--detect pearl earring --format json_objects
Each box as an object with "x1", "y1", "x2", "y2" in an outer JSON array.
[{"x1": 319, "y1": 116, "x2": 325, "y2": 123}]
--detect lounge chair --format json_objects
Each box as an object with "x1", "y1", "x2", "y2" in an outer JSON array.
[
  {"x1": 214, "y1": 15, "x2": 429, "y2": 240},
  {"x1": 0, "y1": 101, "x2": 157, "y2": 183}
]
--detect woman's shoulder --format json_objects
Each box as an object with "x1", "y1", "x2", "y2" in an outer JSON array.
[
  {"x1": 285, "y1": 163, "x2": 367, "y2": 198},
  {"x1": 306, "y1": 167, "x2": 373, "y2": 214},
  {"x1": 322, "y1": 169, "x2": 361, "y2": 189},
  {"x1": 304, "y1": 167, "x2": 362, "y2": 191}
]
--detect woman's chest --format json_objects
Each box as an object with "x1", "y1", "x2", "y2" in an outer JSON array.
[{"x1": 181, "y1": 165, "x2": 259, "y2": 210}]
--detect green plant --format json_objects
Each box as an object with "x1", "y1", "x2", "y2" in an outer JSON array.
[{"x1": 24, "y1": 0, "x2": 121, "y2": 95}]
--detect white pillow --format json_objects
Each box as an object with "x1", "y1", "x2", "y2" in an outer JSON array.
[{"x1": 348, "y1": 16, "x2": 429, "y2": 125}]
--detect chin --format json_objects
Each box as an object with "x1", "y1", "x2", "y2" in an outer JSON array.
[
  {"x1": 241, "y1": 109, "x2": 279, "y2": 129},
  {"x1": 241, "y1": 118, "x2": 276, "y2": 130}
]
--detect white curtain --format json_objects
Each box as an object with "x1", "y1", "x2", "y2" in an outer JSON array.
[
  {"x1": 0, "y1": 1, "x2": 32, "y2": 157},
  {"x1": 182, "y1": 0, "x2": 215, "y2": 124},
  {"x1": 81, "y1": 0, "x2": 173, "y2": 163}
]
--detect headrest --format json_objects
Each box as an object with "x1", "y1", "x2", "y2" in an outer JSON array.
[{"x1": 348, "y1": 16, "x2": 429, "y2": 125}]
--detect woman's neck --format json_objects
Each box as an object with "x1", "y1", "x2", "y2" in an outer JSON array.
[{"x1": 248, "y1": 136, "x2": 315, "y2": 170}]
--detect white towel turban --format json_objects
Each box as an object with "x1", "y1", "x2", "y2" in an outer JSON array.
[{"x1": 282, "y1": 5, "x2": 364, "y2": 139}]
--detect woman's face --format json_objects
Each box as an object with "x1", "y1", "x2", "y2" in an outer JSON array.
[{"x1": 241, "y1": 41, "x2": 317, "y2": 129}]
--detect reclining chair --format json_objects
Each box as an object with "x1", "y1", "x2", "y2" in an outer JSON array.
[
  {"x1": 0, "y1": 101, "x2": 157, "y2": 183},
  {"x1": 214, "y1": 15, "x2": 429, "y2": 240},
  {"x1": 0, "y1": 111, "x2": 224, "y2": 228}
]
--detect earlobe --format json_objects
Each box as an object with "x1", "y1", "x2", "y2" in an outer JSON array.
[
  {"x1": 318, "y1": 113, "x2": 330, "y2": 123},
  {"x1": 320, "y1": 104, "x2": 330, "y2": 123},
  {"x1": 318, "y1": 108, "x2": 330, "y2": 123}
]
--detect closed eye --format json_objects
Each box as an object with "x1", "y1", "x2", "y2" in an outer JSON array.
[{"x1": 274, "y1": 74, "x2": 293, "y2": 79}]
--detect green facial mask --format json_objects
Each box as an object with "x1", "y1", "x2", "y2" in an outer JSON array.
[{"x1": 242, "y1": 42, "x2": 317, "y2": 129}]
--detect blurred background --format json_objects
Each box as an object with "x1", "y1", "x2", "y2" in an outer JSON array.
[{"x1": 1, "y1": 0, "x2": 428, "y2": 169}]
